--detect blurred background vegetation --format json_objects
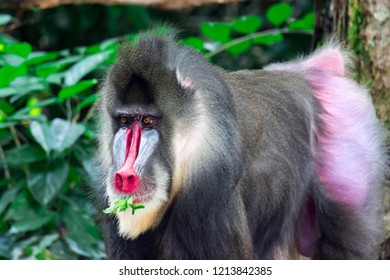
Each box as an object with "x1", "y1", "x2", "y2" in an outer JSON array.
[{"x1": 0, "y1": 0, "x2": 388, "y2": 260}]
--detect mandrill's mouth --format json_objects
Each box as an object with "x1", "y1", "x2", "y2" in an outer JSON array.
[
  {"x1": 113, "y1": 184, "x2": 158, "y2": 204},
  {"x1": 133, "y1": 186, "x2": 158, "y2": 204}
]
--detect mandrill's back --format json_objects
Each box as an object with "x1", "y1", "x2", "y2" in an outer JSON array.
[{"x1": 225, "y1": 69, "x2": 320, "y2": 258}]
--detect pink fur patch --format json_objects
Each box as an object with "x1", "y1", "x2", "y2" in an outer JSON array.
[
  {"x1": 309, "y1": 71, "x2": 381, "y2": 205},
  {"x1": 301, "y1": 48, "x2": 345, "y2": 76},
  {"x1": 266, "y1": 46, "x2": 384, "y2": 206}
]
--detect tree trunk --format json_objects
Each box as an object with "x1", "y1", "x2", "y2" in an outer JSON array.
[{"x1": 315, "y1": 0, "x2": 390, "y2": 260}]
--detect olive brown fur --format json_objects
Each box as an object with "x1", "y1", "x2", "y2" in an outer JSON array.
[{"x1": 94, "y1": 31, "x2": 387, "y2": 259}]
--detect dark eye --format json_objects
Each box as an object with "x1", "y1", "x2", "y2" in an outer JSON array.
[
  {"x1": 142, "y1": 116, "x2": 157, "y2": 128},
  {"x1": 119, "y1": 116, "x2": 130, "y2": 127}
]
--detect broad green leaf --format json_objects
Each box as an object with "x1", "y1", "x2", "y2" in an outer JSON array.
[
  {"x1": 27, "y1": 159, "x2": 69, "y2": 205},
  {"x1": 82, "y1": 38, "x2": 117, "y2": 54},
  {"x1": 0, "y1": 88, "x2": 17, "y2": 98},
  {"x1": 49, "y1": 240, "x2": 78, "y2": 260},
  {"x1": 35, "y1": 55, "x2": 83, "y2": 78},
  {"x1": 64, "y1": 50, "x2": 114, "y2": 86},
  {"x1": 0, "y1": 187, "x2": 19, "y2": 215},
  {"x1": 4, "y1": 144, "x2": 46, "y2": 165},
  {"x1": 0, "y1": 14, "x2": 12, "y2": 26},
  {"x1": 2, "y1": 54, "x2": 25, "y2": 66},
  {"x1": 232, "y1": 16, "x2": 262, "y2": 34},
  {"x1": 288, "y1": 12, "x2": 315, "y2": 30},
  {"x1": 5, "y1": 43, "x2": 32, "y2": 58},
  {"x1": 7, "y1": 76, "x2": 48, "y2": 99},
  {"x1": 11, "y1": 235, "x2": 39, "y2": 259},
  {"x1": 253, "y1": 32, "x2": 284, "y2": 45},
  {"x1": 58, "y1": 79, "x2": 97, "y2": 101},
  {"x1": 62, "y1": 206, "x2": 104, "y2": 259},
  {"x1": 27, "y1": 52, "x2": 59, "y2": 66},
  {"x1": 200, "y1": 22, "x2": 231, "y2": 43},
  {"x1": 99, "y1": 38, "x2": 117, "y2": 51},
  {"x1": 0, "y1": 64, "x2": 27, "y2": 88},
  {"x1": 226, "y1": 40, "x2": 252, "y2": 56},
  {"x1": 267, "y1": 3, "x2": 293, "y2": 27},
  {"x1": 182, "y1": 37, "x2": 205, "y2": 52},
  {"x1": 46, "y1": 72, "x2": 65, "y2": 84},
  {"x1": 29, "y1": 121, "x2": 56, "y2": 153},
  {"x1": 50, "y1": 118, "x2": 85, "y2": 153},
  {"x1": 0, "y1": 234, "x2": 14, "y2": 259},
  {"x1": 30, "y1": 118, "x2": 84, "y2": 154},
  {"x1": 26, "y1": 234, "x2": 59, "y2": 258},
  {"x1": 4, "y1": 192, "x2": 31, "y2": 221},
  {"x1": 5, "y1": 191, "x2": 55, "y2": 224},
  {"x1": 9, "y1": 213, "x2": 56, "y2": 234}
]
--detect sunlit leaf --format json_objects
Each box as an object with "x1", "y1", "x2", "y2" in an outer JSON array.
[
  {"x1": 58, "y1": 79, "x2": 97, "y2": 101},
  {"x1": 0, "y1": 14, "x2": 12, "y2": 26},
  {"x1": 50, "y1": 118, "x2": 85, "y2": 153},
  {"x1": 27, "y1": 52, "x2": 59, "y2": 66},
  {"x1": 182, "y1": 37, "x2": 205, "y2": 52},
  {"x1": 288, "y1": 12, "x2": 315, "y2": 30},
  {"x1": 35, "y1": 55, "x2": 83, "y2": 78},
  {"x1": 30, "y1": 118, "x2": 85, "y2": 154},
  {"x1": 64, "y1": 50, "x2": 114, "y2": 86},
  {"x1": 0, "y1": 64, "x2": 27, "y2": 88},
  {"x1": 232, "y1": 15, "x2": 262, "y2": 34},
  {"x1": 15, "y1": 98, "x2": 57, "y2": 117},
  {"x1": 2, "y1": 54, "x2": 25, "y2": 66},
  {"x1": 267, "y1": 3, "x2": 293, "y2": 27},
  {"x1": 30, "y1": 121, "x2": 55, "y2": 154},
  {"x1": 27, "y1": 97, "x2": 42, "y2": 116},
  {"x1": 200, "y1": 22, "x2": 231, "y2": 43},
  {"x1": 0, "y1": 88, "x2": 17, "y2": 98},
  {"x1": 7, "y1": 76, "x2": 48, "y2": 99},
  {"x1": 5, "y1": 43, "x2": 32, "y2": 58}
]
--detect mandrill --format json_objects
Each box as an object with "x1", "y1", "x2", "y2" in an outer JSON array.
[{"x1": 93, "y1": 30, "x2": 387, "y2": 260}]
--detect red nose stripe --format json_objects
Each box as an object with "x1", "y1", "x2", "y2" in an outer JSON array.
[{"x1": 114, "y1": 122, "x2": 141, "y2": 194}]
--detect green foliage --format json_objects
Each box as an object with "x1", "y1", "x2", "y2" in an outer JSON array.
[
  {"x1": 185, "y1": 3, "x2": 313, "y2": 59},
  {"x1": 0, "y1": 2, "x2": 314, "y2": 260},
  {"x1": 0, "y1": 33, "x2": 115, "y2": 260}
]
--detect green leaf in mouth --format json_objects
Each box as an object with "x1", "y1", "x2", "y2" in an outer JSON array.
[{"x1": 103, "y1": 196, "x2": 145, "y2": 215}]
